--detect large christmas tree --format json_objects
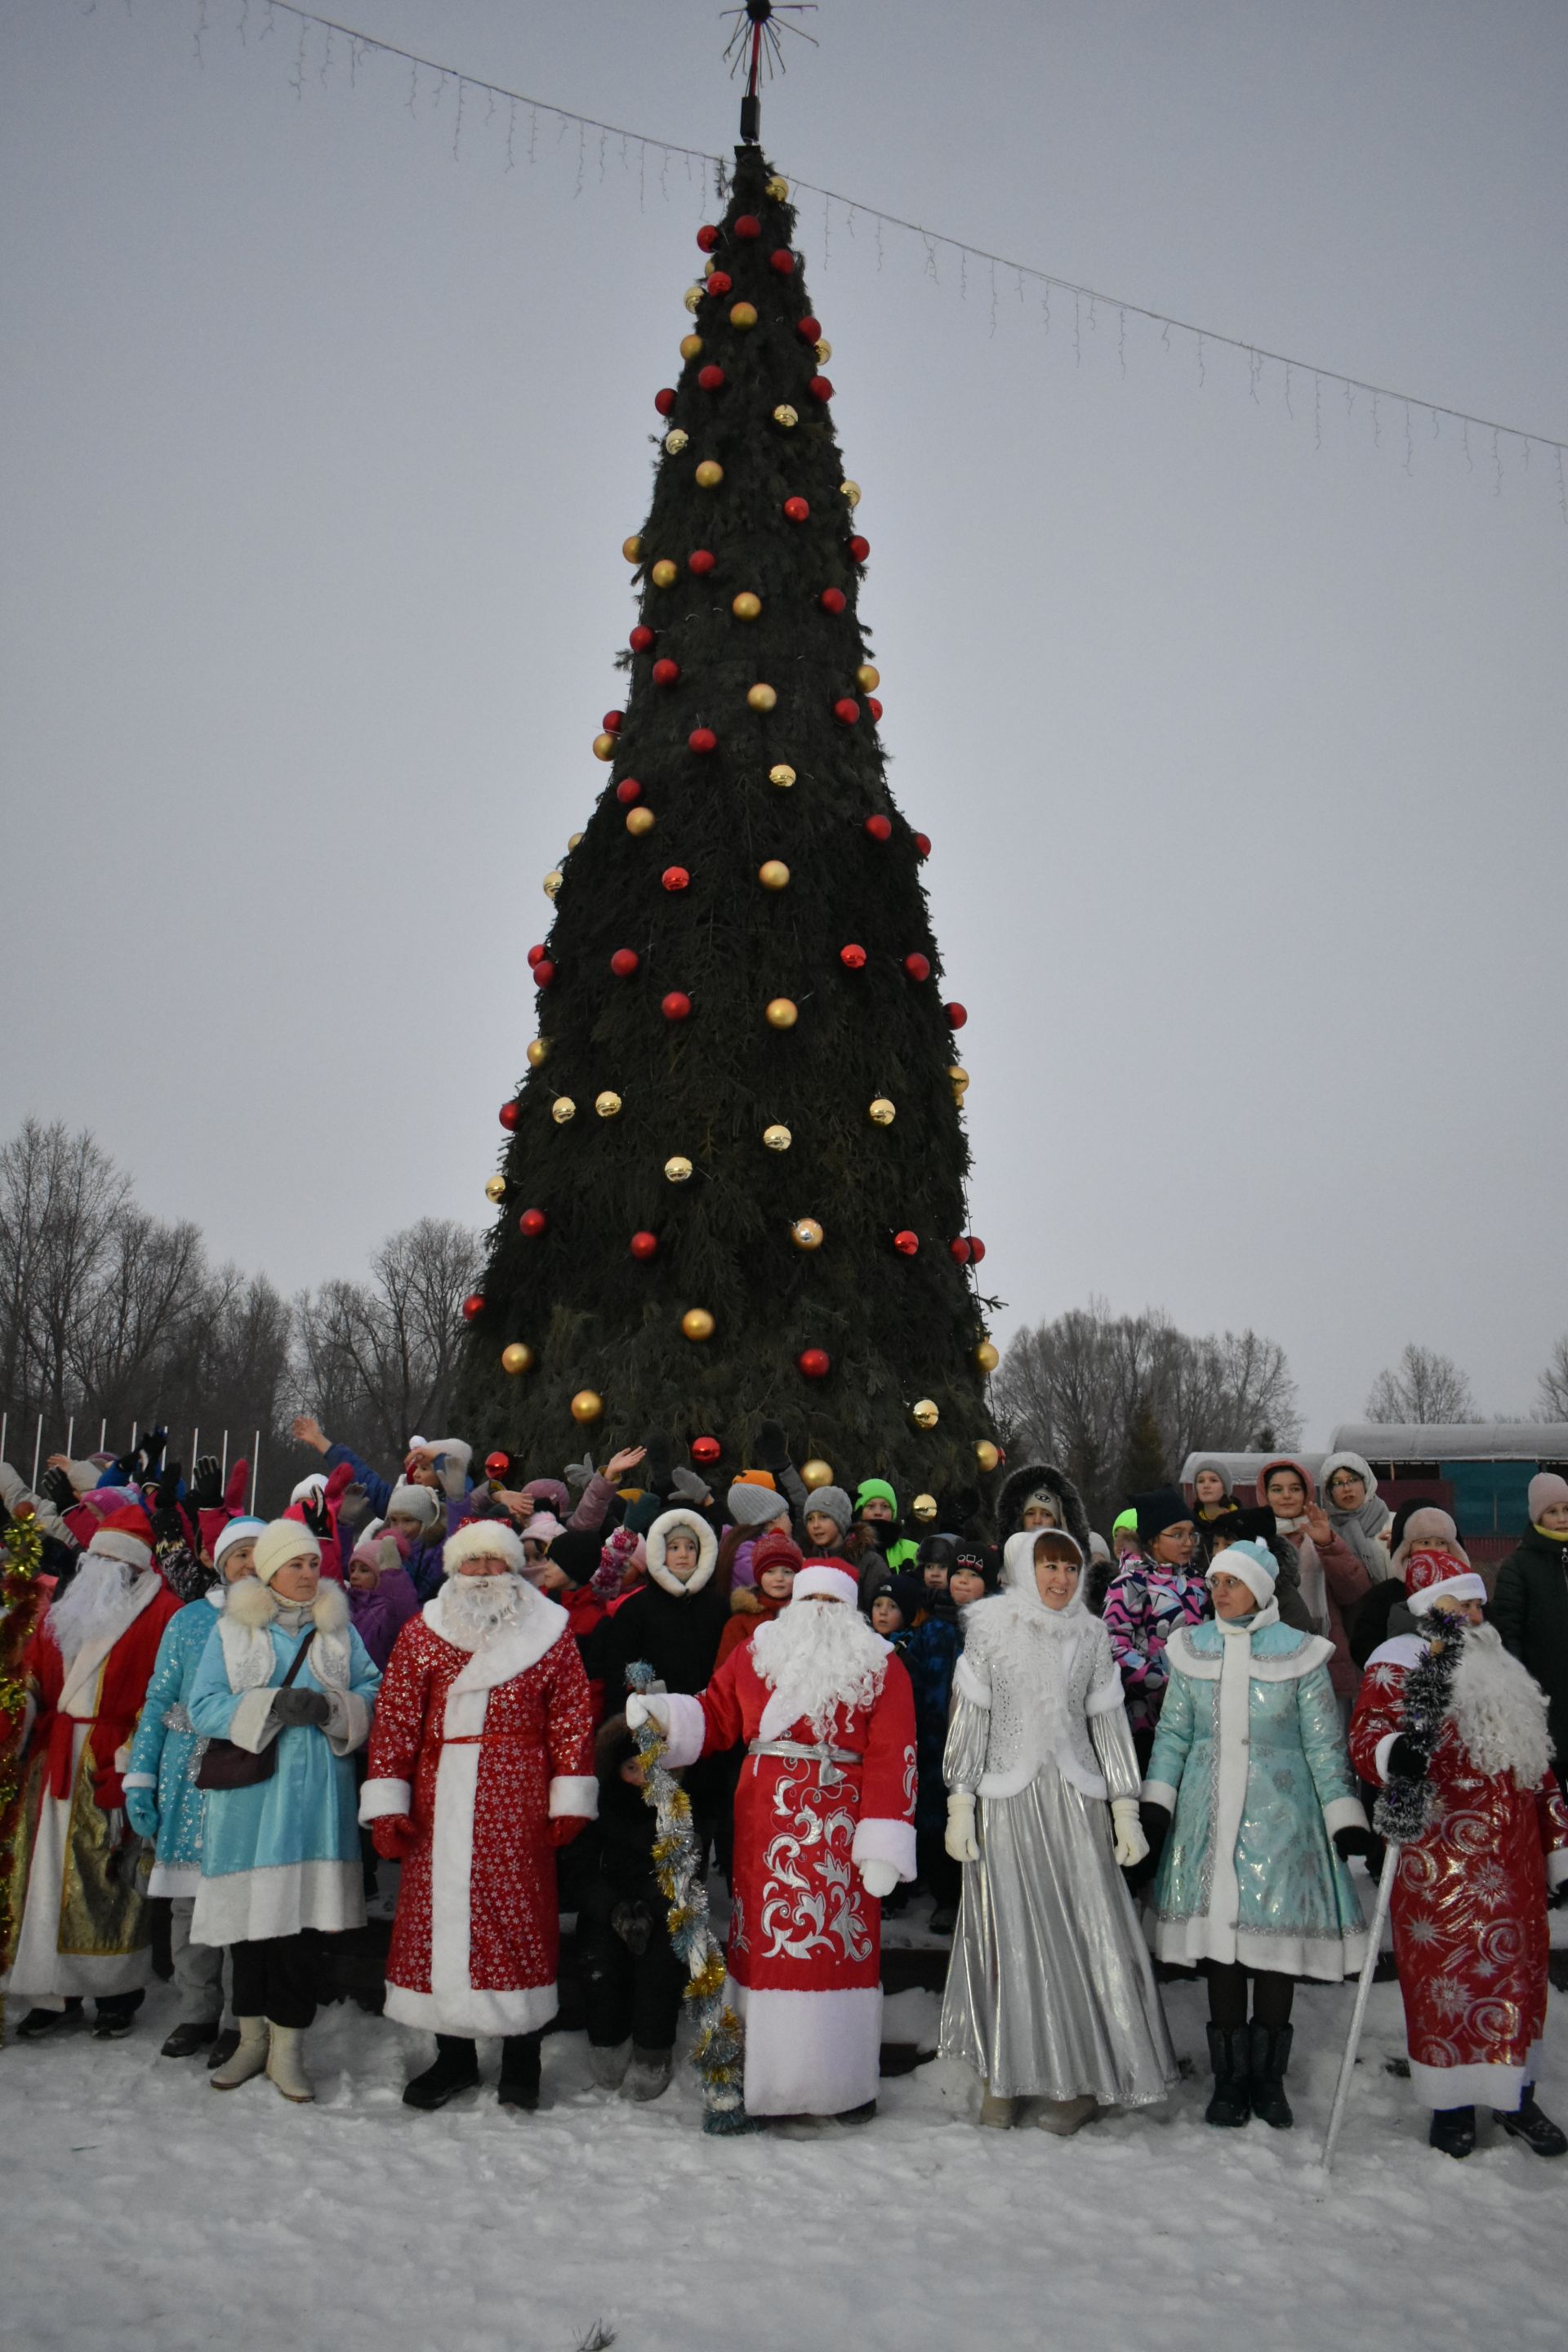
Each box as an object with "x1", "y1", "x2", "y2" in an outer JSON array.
[{"x1": 457, "y1": 136, "x2": 997, "y2": 1503}]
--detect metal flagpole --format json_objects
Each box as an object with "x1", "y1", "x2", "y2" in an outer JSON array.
[
  {"x1": 0, "y1": 1411, "x2": 7, "y2": 1470},
  {"x1": 1320, "y1": 1864, "x2": 1396, "y2": 2172},
  {"x1": 249, "y1": 1433, "x2": 261, "y2": 1515},
  {"x1": 31, "y1": 1414, "x2": 44, "y2": 1488},
  {"x1": 65, "y1": 1414, "x2": 74, "y2": 1463},
  {"x1": 220, "y1": 1429, "x2": 229, "y2": 1486},
  {"x1": 98, "y1": 1418, "x2": 107, "y2": 1452}
]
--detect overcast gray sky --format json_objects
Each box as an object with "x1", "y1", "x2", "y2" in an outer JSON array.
[{"x1": 3, "y1": 0, "x2": 1565, "y2": 1442}]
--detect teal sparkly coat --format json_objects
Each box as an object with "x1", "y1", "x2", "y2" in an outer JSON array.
[{"x1": 122, "y1": 1589, "x2": 227, "y2": 1899}]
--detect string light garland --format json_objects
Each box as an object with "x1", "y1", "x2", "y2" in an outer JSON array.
[{"x1": 96, "y1": 0, "x2": 1568, "y2": 514}]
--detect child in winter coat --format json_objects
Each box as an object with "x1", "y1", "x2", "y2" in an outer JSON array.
[
  {"x1": 1102, "y1": 1488, "x2": 1211, "y2": 1760},
  {"x1": 715, "y1": 1530, "x2": 801, "y2": 1665},
  {"x1": 576, "y1": 1715, "x2": 688, "y2": 2102},
  {"x1": 899, "y1": 1557, "x2": 968, "y2": 1934},
  {"x1": 800, "y1": 1484, "x2": 855, "y2": 1559},
  {"x1": 345, "y1": 1531, "x2": 418, "y2": 1671}
]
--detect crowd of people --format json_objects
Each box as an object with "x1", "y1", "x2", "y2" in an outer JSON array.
[{"x1": 2, "y1": 1416, "x2": 1566, "y2": 2158}]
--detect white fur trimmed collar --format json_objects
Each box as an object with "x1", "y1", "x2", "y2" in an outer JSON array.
[
  {"x1": 217, "y1": 1575, "x2": 352, "y2": 1692},
  {"x1": 421, "y1": 1588, "x2": 569, "y2": 1693},
  {"x1": 1165, "y1": 1614, "x2": 1333, "y2": 1682},
  {"x1": 644, "y1": 1508, "x2": 719, "y2": 1597}
]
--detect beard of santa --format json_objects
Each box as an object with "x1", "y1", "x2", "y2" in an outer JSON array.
[
  {"x1": 1447, "y1": 1620, "x2": 1553, "y2": 1788},
  {"x1": 441, "y1": 1570, "x2": 532, "y2": 1651},
  {"x1": 47, "y1": 1554, "x2": 144, "y2": 1664},
  {"x1": 751, "y1": 1597, "x2": 889, "y2": 1743}
]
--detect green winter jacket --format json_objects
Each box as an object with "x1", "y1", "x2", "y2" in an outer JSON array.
[{"x1": 1492, "y1": 1526, "x2": 1568, "y2": 1768}]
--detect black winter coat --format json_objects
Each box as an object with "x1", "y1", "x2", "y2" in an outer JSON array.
[{"x1": 1493, "y1": 1527, "x2": 1568, "y2": 1768}]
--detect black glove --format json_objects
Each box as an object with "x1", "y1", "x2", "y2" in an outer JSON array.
[
  {"x1": 755, "y1": 1419, "x2": 791, "y2": 1476},
  {"x1": 300, "y1": 1489, "x2": 334, "y2": 1542},
  {"x1": 150, "y1": 1461, "x2": 185, "y2": 1550},
  {"x1": 38, "y1": 1465, "x2": 76, "y2": 1514},
  {"x1": 271, "y1": 1687, "x2": 331, "y2": 1730},
  {"x1": 189, "y1": 1454, "x2": 223, "y2": 1512},
  {"x1": 140, "y1": 1426, "x2": 169, "y2": 1476},
  {"x1": 1386, "y1": 1735, "x2": 1429, "y2": 1784},
  {"x1": 643, "y1": 1434, "x2": 674, "y2": 1499},
  {"x1": 1333, "y1": 1824, "x2": 1375, "y2": 1860}
]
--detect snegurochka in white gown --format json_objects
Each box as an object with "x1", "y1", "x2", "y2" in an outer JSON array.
[{"x1": 938, "y1": 1529, "x2": 1178, "y2": 2130}]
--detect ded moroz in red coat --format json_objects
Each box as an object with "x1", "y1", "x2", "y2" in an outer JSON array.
[
  {"x1": 359, "y1": 1582, "x2": 597, "y2": 2036},
  {"x1": 661, "y1": 1601, "x2": 918, "y2": 2117}
]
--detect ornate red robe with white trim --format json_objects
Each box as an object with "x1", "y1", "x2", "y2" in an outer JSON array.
[
  {"x1": 361, "y1": 1588, "x2": 596, "y2": 2037},
  {"x1": 663, "y1": 1641, "x2": 917, "y2": 2115},
  {"x1": 1350, "y1": 1635, "x2": 1568, "y2": 2111}
]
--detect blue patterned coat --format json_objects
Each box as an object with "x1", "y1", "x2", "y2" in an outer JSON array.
[
  {"x1": 1144, "y1": 1610, "x2": 1367, "y2": 1980},
  {"x1": 122, "y1": 1589, "x2": 226, "y2": 1899},
  {"x1": 895, "y1": 1612, "x2": 962, "y2": 1838}
]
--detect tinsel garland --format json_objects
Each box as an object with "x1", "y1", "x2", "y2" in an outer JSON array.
[
  {"x1": 1373, "y1": 1613, "x2": 1468, "y2": 1846},
  {"x1": 625, "y1": 1659, "x2": 755, "y2": 2134},
  {"x1": 0, "y1": 1511, "x2": 46, "y2": 1988}
]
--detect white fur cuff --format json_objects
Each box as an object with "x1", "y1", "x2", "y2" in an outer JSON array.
[
  {"x1": 660, "y1": 1691, "x2": 708, "y2": 1770},
  {"x1": 1373, "y1": 1731, "x2": 1398, "y2": 1786},
  {"x1": 121, "y1": 1772, "x2": 157, "y2": 1790},
  {"x1": 952, "y1": 1653, "x2": 991, "y2": 1710},
  {"x1": 1085, "y1": 1676, "x2": 1125, "y2": 1717},
  {"x1": 1548, "y1": 1848, "x2": 1568, "y2": 1891},
  {"x1": 547, "y1": 1775, "x2": 599, "y2": 1820},
  {"x1": 359, "y1": 1777, "x2": 413, "y2": 1822},
  {"x1": 1322, "y1": 1795, "x2": 1368, "y2": 1839},
  {"x1": 851, "y1": 1815, "x2": 916, "y2": 1883},
  {"x1": 229, "y1": 1686, "x2": 283, "y2": 1756},
  {"x1": 1140, "y1": 1778, "x2": 1178, "y2": 1814},
  {"x1": 325, "y1": 1687, "x2": 371, "y2": 1759}
]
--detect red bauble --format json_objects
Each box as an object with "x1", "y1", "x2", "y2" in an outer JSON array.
[
  {"x1": 697, "y1": 363, "x2": 727, "y2": 390},
  {"x1": 914, "y1": 831, "x2": 933, "y2": 859},
  {"x1": 867, "y1": 697, "x2": 884, "y2": 721},
  {"x1": 498, "y1": 1102, "x2": 519, "y2": 1131},
  {"x1": 705, "y1": 270, "x2": 733, "y2": 297},
  {"x1": 808, "y1": 375, "x2": 834, "y2": 401},
  {"x1": 949, "y1": 1238, "x2": 973, "y2": 1266},
  {"x1": 839, "y1": 942, "x2": 867, "y2": 970},
  {"x1": 696, "y1": 224, "x2": 721, "y2": 252},
  {"x1": 818, "y1": 586, "x2": 847, "y2": 615},
  {"x1": 630, "y1": 1231, "x2": 660, "y2": 1262},
  {"x1": 903, "y1": 952, "x2": 932, "y2": 982},
  {"x1": 654, "y1": 388, "x2": 677, "y2": 416},
  {"x1": 797, "y1": 315, "x2": 822, "y2": 342},
  {"x1": 797, "y1": 1348, "x2": 831, "y2": 1380},
  {"x1": 691, "y1": 1434, "x2": 722, "y2": 1465},
  {"x1": 484, "y1": 1450, "x2": 510, "y2": 1479},
  {"x1": 662, "y1": 866, "x2": 690, "y2": 893},
  {"x1": 893, "y1": 1230, "x2": 920, "y2": 1257},
  {"x1": 864, "y1": 814, "x2": 892, "y2": 842},
  {"x1": 610, "y1": 948, "x2": 640, "y2": 978},
  {"x1": 968, "y1": 1236, "x2": 987, "y2": 1263},
  {"x1": 833, "y1": 697, "x2": 861, "y2": 726},
  {"x1": 533, "y1": 960, "x2": 556, "y2": 988},
  {"x1": 662, "y1": 991, "x2": 693, "y2": 1022},
  {"x1": 616, "y1": 777, "x2": 642, "y2": 805},
  {"x1": 734, "y1": 215, "x2": 761, "y2": 240},
  {"x1": 461, "y1": 1293, "x2": 485, "y2": 1324},
  {"x1": 526, "y1": 942, "x2": 546, "y2": 968},
  {"x1": 768, "y1": 248, "x2": 795, "y2": 275},
  {"x1": 688, "y1": 548, "x2": 716, "y2": 576},
  {"x1": 629, "y1": 625, "x2": 655, "y2": 653},
  {"x1": 651, "y1": 657, "x2": 680, "y2": 686},
  {"x1": 849, "y1": 533, "x2": 871, "y2": 564},
  {"x1": 603, "y1": 709, "x2": 624, "y2": 733},
  {"x1": 782, "y1": 496, "x2": 809, "y2": 523},
  {"x1": 688, "y1": 727, "x2": 717, "y2": 755},
  {"x1": 518, "y1": 1208, "x2": 549, "y2": 1239},
  {"x1": 945, "y1": 1002, "x2": 968, "y2": 1030}
]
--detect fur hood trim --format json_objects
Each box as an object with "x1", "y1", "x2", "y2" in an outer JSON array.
[
  {"x1": 996, "y1": 1460, "x2": 1092, "y2": 1554},
  {"x1": 645, "y1": 1508, "x2": 719, "y2": 1596},
  {"x1": 223, "y1": 1575, "x2": 350, "y2": 1635}
]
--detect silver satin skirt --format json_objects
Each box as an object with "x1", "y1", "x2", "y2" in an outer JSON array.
[{"x1": 939, "y1": 1770, "x2": 1179, "y2": 2106}]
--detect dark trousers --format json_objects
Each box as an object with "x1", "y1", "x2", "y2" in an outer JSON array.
[
  {"x1": 576, "y1": 1882, "x2": 685, "y2": 2052},
  {"x1": 1205, "y1": 1962, "x2": 1294, "y2": 2029},
  {"x1": 917, "y1": 1829, "x2": 960, "y2": 1909},
  {"x1": 231, "y1": 1932, "x2": 318, "y2": 2029}
]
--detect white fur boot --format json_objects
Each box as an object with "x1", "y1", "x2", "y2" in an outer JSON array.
[
  {"x1": 210, "y1": 2016, "x2": 270, "y2": 2091},
  {"x1": 265, "y1": 2023, "x2": 314, "y2": 2104}
]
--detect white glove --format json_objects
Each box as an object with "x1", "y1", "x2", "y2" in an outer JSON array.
[
  {"x1": 625, "y1": 1694, "x2": 670, "y2": 1733},
  {"x1": 1111, "y1": 1797, "x2": 1148, "y2": 1869},
  {"x1": 944, "y1": 1791, "x2": 980, "y2": 1864},
  {"x1": 858, "y1": 1858, "x2": 899, "y2": 1900}
]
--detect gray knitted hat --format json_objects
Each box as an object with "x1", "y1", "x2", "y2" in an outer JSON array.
[
  {"x1": 727, "y1": 1481, "x2": 790, "y2": 1529},
  {"x1": 800, "y1": 1485, "x2": 852, "y2": 1533}
]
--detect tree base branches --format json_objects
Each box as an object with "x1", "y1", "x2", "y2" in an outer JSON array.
[
  {"x1": 0, "y1": 1508, "x2": 45, "y2": 2008},
  {"x1": 1373, "y1": 1615, "x2": 1467, "y2": 1848}
]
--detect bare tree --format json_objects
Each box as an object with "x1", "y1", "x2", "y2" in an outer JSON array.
[
  {"x1": 0, "y1": 1118, "x2": 133, "y2": 1427},
  {"x1": 1364, "y1": 1343, "x2": 1479, "y2": 1425},
  {"x1": 1534, "y1": 1336, "x2": 1568, "y2": 1423},
  {"x1": 294, "y1": 1218, "x2": 483, "y2": 1471}
]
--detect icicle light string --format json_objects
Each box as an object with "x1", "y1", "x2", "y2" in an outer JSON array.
[{"x1": 91, "y1": 0, "x2": 1568, "y2": 501}]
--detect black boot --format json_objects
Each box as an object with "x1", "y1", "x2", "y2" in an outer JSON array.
[
  {"x1": 498, "y1": 2031, "x2": 541, "y2": 2112},
  {"x1": 403, "y1": 2034, "x2": 481, "y2": 2111},
  {"x1": 1247, "y1": 2022, "x2": 1294, "y2": 2129},
  {"x1": 1496, "y1": 2088, "x2": 1568, "y2": 2158},
  {"x1": 1203, "y1": 2023, "x2": 1251, "y2": 2127},
  {"x1": 16, "y1": 2000, "x2": 82, "y2": 2041},
  {"x1": 161, "y1": 2019, "x2": 220, "y2": 2060},
  {"x1": 91, "y1": 1991, "x2": 143, "y2": 2040},
  {"x1": 1429, "y1": 2105, "x2": 1477, "y2": 2158},
  {"x1": 206, "y1": 2027, "x2": 241, "y2": 2071}
]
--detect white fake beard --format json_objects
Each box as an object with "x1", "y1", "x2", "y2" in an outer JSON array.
[
  {"x1": 441, "y1": 1571, "x2": 532, "y2": 1651},
  {"x1": 1448, "y1": 1623, "x2": 1553, "y2": 1788},
  {"x1": 751, "y1": 1597, "x2": 888, "y2": 1741},
  {"x1": 47, "y1": 1556, "x2": 141, "y2": 1664}
]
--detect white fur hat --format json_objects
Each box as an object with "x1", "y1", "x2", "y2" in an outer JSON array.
[
  {"x1": 1207, "y1": 1538, "x2": 1277, "y2": 1605},
  {"x1": 791, "y1": 1563, "x2": 858, "y2": 1606},
  {"x1": 289, "y1": 1472, "x2": 328, "y2": 1507},
  {"x1": 443, "y1": 1519, "x2": 526, "y2": 1577},
  {"x1": 645, "y1": 1508, "x2": 719, "y2": 1594},
  {"x1": 213, "y1": 1516, "x2": 265, "y2": 1568},
  {"x1": 253, "y1": 1520, "x2": 322, "y2": 1586},
  {"x1": 85, "y1": 1525, "x2": 153, "y2": 1573}
]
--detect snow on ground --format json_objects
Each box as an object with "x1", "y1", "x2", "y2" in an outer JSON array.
[{"x1": 3, "y1": 1962, "x2": 1565, "y2": 2352}]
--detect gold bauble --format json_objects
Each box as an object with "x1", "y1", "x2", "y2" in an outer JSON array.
[
  {"x1": 758, "y1": 859, "x2": 791, "y2": 891},
  {"x1": 746, "y1": 682, "x2": 778, "y2": 712},
  {"x1": 651, "y1": 558, "x2": 679, "y2": 588},
  {"x1": 762, "y1": 1123, "x2": 792, "y2": 1152},
  {"x1": 947, "y1": 1064, "x2": 970, "y2": 1092},
  {"x1": 868, "y1": 1097, "x2": 897, "y2": 1126},
  {"x1": 664, "y1": 427, "x2": 689, "y2": 454},
  {"x1": 593, "y1": 733, "x2": 617, "y2": 761},
  {"x1": 683, "y1": 285, "x2": 703, "y2": 314},
  {"x1": 974, "y1": 1440, "x2": 1000, "y2": 1474},
  {"x1": 664, "y1": 1155, "x2": 693, "y2": 1183},
  {"x1": 501, "y1": 1343, "x2": 535, "y2": 1376},
  {"x1": 525, "y1": 1039, "x2": 549, "y2": 1067},
  {"x1": 732, "y1": 591, "x2": 762, "y2": 621},
  {"x1": 679, "y1": 333, "x2": 703, "y2": 361},
  {"x1": 484, "y1": 1174, "x2": 507, "y2": 1204},
  {"x1": 543, "y1": 870, "x2": 563, "y2": 898},
  {"x1": 680, "y1": 1307, "x2": 715, "y2": 1343},
  {"x1": 791, "y1": 1218, "x2": 824, "y2": 1251},
  {"x1": 595, "y1": 1091, "x2": 622, "y2": 1119},
  {"x1": 729, "y1": 301, "x2": 758, "y2": 330},
  {"x1": 625, "y1": 806, "x2": 656, "y2": 836},
  {"x1": 764, "y1": 997, "x2": 799, "y2": 1030},
  {"x1": 765, "y1": 175, "x2": 790, "y2": 200},
  {"x1": 974, "y1": 1339, "x2": 1000, "y2": 1374},
  {"x1": 800, "y1": 1457, "x2": 835, "y2": 1491},
  {"x1": 773, "y1": 403, "x2": 799, "y2": 429},
  {"x1": 622, "y1": 535, "x2": 643, "y2": 563},
  {"x1": 911, "y1": 1492, "x2": 938, "y2": 1522},
  {"x1": 568, "y1": 833, "x2": 583, "y2": 851},
  {"x1": 911, "y1": 1398, "x2": 940, "y2": 1430},
  {"x1": 694, "y1": 459, "x2": 724, "y2": 489},
  {"x1": 815, "y1": 337, "x2": 832, "y2": 363},
  {"x1": 840, "y1": 479, "x2": 862, "y2": 507},
  {"x1": 768, "y1": 763, "x2": 796, "y2": 788},
  {"x1": 570, "y1": 1389, "x2": 604, "y2": 1424},
  {"x1": 551, "y1": 1097, "x2": 577, "y2": 1125},
  {"x1": 855, "y1": 664, "x2": 881, "y2": 691}
]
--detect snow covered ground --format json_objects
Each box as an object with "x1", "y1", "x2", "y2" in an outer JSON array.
[{"x1": 4, "y1": 1945, "x2": 1565, "y2": 2352}]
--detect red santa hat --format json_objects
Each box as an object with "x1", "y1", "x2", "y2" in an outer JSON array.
[
  {"x1": 791, "y1": 1561, "x2": 859, "y2": 1607},
  {"x1": 1405, "y1": 1547, "x2": 1488, "y2": 1617},
  {"x1": 86, "y1": 1507, "x2": 154, "y2": 1574}
]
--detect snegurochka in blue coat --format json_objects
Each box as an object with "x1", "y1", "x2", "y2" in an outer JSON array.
[
  {"x1": 1139, "y1": 1536, "x2": 1372, "y2": 2134},
  {"x1": 188, "y1": 1518, "x2": 380, "y2": 2102}
]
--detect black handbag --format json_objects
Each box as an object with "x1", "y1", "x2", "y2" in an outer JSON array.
[{"x1": 196, "y1": 1628, "x2": 316, "y2": 1791}]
